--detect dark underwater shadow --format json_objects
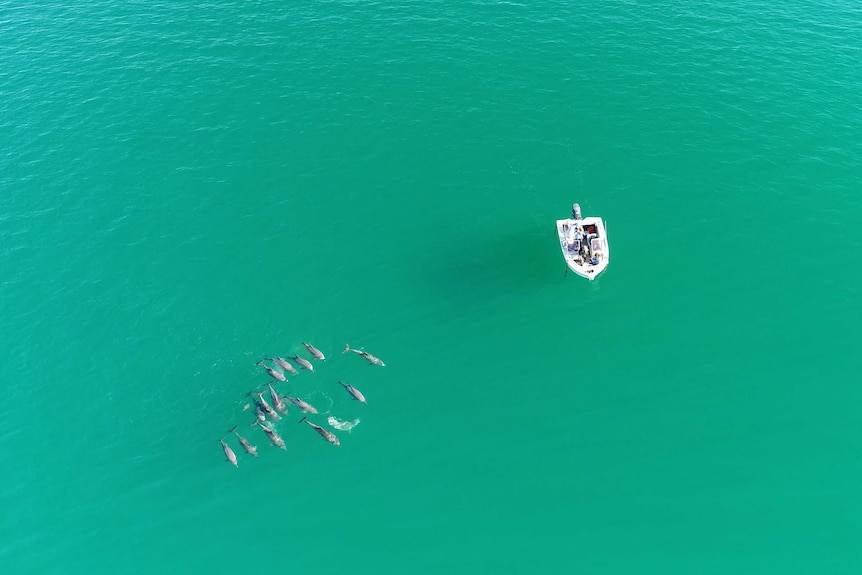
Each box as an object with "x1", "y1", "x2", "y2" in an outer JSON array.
[{"x1": 420, "y1": 224, "x2": 567, "y2": 309}]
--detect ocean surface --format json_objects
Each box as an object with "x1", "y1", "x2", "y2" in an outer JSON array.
[{"x1": 2, "y1": 1, "x2": 861, "y2": 573}]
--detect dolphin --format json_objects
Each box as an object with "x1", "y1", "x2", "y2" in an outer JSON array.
[
  {"x1": 291, "y1": 355, "x2": 314, "y2": 372},
  {"x1": 299, "y1": 416, "x2": 340, "y2": 447},
  {"x1": 342, "y1": 344, "x2": 385, "y2": 367},
  {"x1": 285, "y1": 394, "x2": 318, "y2": 414},
  {"x1": 254, "y1": 404, "x2": 267, "y2": 423},
  {"x1": 303, "y1": 342, "x2": 326, "y2": 361},
  {"x1": 339, "y1": 381, "x2": 367, "y2": 404},
  {"x1": 251, "y1": 420, "x2": 286, "y2": 450},
  {"x1": 220, "y1": 438, "x2": 238, "y2": 467},
  {"x1": 229, "y1": 425, "x2": 258, "y2": 457},
  {"x1": 252, "y1": 391, "x2": 281, "y2": 421},
  {"x1": 270, "y1": 356, "x2": 298, "y2": 375},
  {"x1": 267, "y1": 382, "x2": 289, "y2": 414},
  {"x1": 358, "y1": 350, "x2": 385, "y2": 366},
  {"x1": 256, "y1": 359, "x2": 287, "y2": 382}
]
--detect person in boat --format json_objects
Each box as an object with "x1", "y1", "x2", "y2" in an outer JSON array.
[
  {"x1": 564, "y1": 225, "x2": 575, "y2": 249},
  {"x1": 580, "y1": 238, "x2": 590, "y2": 259}
]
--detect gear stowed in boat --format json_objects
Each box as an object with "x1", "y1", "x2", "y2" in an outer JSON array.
[{"x1": 556, "y1": 203, "x2": 609, "y2": 280}]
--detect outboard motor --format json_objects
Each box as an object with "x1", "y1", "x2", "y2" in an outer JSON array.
[{"x1": 572, "y1": 203, "x2": 582, "y2": 220}]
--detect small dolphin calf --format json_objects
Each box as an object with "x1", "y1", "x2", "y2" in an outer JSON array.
[
  {"x1": 256, "y1": 359, "x2": 287, "y2": 382},
  {"x1": 303, "y1": 342, "x2": 326, "y2": 361},
  {"x1": 285, "y1": 394, "x2": 318, "y2": 414},
  {"x1": 339, "y1": 381, "x2": 367, "y2": 404},
  {"x1": 220, "y1": 438, "x2": 238, "y2": 467},
  {"x1": 251, "y1": 420, "x2": 286, "y2": 450},
  {"x1": 254, "y1": 404, "x2": 267, "y2": 423},
  {"x1": 229, "y1": 426, "x2": 258, "y2": 458},
  {"x1": 291, "y1": 355, "x2": 314, "y2": 372},
  {"x1": 270, "y1": 356, "x2": 298, "y2": 375},
  {"x1": 299, "y1": 416, "x2": 340, "y2": 447},
  {"x1": 342, "y1": 344, "x2": 385, "y2": 367}
]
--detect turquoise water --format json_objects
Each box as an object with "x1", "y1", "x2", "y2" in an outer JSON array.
[{"x1": 2, "y1": 1, "x2": 861, "y2": 572}]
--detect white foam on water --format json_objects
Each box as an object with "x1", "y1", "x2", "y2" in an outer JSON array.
[{"x1": 327, "y1": 416, "x2": 360, "y2": 432}]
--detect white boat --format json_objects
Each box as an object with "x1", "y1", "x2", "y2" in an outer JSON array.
[{"x1": 556, "y1": 203, "x2": 609, "y2": 280}]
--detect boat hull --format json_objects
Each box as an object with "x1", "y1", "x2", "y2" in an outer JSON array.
[{"x1": 556, "y1": 216, "x2": 609, "y2": 280}]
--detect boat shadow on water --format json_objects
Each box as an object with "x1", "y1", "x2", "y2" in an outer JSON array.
[{"x1": 423, "y1": 227, "x2": 566, "y2": 306}]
